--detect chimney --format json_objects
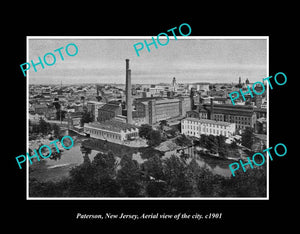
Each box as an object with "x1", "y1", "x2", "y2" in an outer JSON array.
[
  {"x1": 125, "y1": 59, "x2": 132, "y2": 124},
  {"x1": 210, "y1": 97, "x2": 214, "y2": 120},
  {"x1": 125, "y1": 59, "x2": 129, "y2": 110}
]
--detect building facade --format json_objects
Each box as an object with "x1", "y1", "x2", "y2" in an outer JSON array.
[
  {"x1": 200, "y1": 103, "x2": 257, "y2": 131},
  {"x1": 97, "y1": 103, "x2": 122, "y2": 122},
  {"x1": 181, "y1": 118, "x2": 236, "y2": 138},
  {"x1": 134, "y1": 97, "x2": 191, "y2": 125},
  {"x1": 87, "y1": 101, "x2": 105, "y2": 121}
]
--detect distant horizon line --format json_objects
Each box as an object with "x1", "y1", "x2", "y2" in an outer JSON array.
[{"x1": 29, "y1": 81, "x2": 241, "y2": 86}]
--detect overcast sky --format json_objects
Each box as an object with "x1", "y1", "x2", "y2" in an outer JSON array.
[{"x1": 28, "y1": 37, "x2": 267, "y2": 85}]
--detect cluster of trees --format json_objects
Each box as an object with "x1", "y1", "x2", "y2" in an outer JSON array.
[
  {"x1": 29, "y1": 118, "x2": 61, "y2": 139},
  {"x1": 139, "y1": 124, "x2": 162, "y2": 147},
  {"x1": 195, "y1": 134, "x2": 229, "y2": 157},
  {"x1": 29, "y1": 151, "x2": 266, "y2": 198},
  {"x1": 138, "y1": 122, "x2": 180, "y2": 147},
  {"x1": 241, "y1": 127, "x2": 255, "y2": 149},
  {"x1": 175, "y1": 134, "x2": 192, "y2": 147}
]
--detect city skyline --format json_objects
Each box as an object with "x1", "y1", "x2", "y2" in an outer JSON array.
[{"x1": 28, "y1": 37, "x2": 268, "y2": 85}]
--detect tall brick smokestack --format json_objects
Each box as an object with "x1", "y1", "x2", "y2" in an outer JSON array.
[
  {"x1": 125, "y1": 59, "x2": 132, "y2": 124},
  {"x1": 210, "y1": 97, "x2": 214, "y2": 120}
]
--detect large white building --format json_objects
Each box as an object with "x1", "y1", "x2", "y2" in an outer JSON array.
[
  {"x1": 181, "y1": 118, "x2": 236, "y2": 138},
  {"x1": 84, "y1": 120, "x2": 139, "y2": 143}
]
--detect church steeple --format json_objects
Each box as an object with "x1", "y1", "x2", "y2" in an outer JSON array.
[{"x1": 172, "y1": 77, "x2": 177, "y2": 92}]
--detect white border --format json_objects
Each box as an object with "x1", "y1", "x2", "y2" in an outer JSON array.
[{"x1": 26, "y1": 36, "x2": 269, "y2": 200}]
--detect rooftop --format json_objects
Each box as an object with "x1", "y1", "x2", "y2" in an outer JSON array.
[
  {"x1": 183, "y1": 117, "x2": 234, "y2": 127},
  {"x1": 99, "y1": 103, "x2": 121, "y2": 112},
  {"x1": 202, "y1": 103, "x2": 255, "y2": 116},
  {"x1": 254, "y1": 107, "x2": 267, "y2": 112},
  {"x1": 85, "y1": 120, "x2": 138, "y2": 133},
  {"x1": 155, "y1": 98, "x2": 180, "y2": 104},
  {"x1": 87, "y1": 101, "x2": 105, "y2": 105}
]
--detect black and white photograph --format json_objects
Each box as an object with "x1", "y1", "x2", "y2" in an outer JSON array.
[
  {"x1": 6, "y1": 9, "x2": 294, "y2": 227},
  {"x1": 27, "y1": 37, "x2": 269, "y2": 199}
]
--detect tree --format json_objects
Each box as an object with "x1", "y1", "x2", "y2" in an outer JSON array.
[
  {"x1": 186, "y1": 158, "x2": 202, "y2": 196},
  {"x1": 92, "y1": 152, "x2": 120, "y2": 197},
  {"x1": 142, "y1": 155, "x2": 167, "y2": 197},
  {"x1": 117, "y1": 155, "x2": 142, "y2": 197},
  {"x1": 80, "y1": 110, "x2": 93, "y2": 126},
  {"x1": 167, "y1": 128, "x2": 177, "y2": 138},
  {"x1": 142, "y1": 154, "x2": 164, "y2": 180},
  {"x1": 216, "y1": 135, "x2": 228, "y2": 158},
  {"x1": 206, "y1": 135, "x2": 218, "y2": 154},
  {"x1": 138, "y1": 125, "x2": 162, "y2": 147},
  {"x1": 175, "y1": 134, "x2": 192, "y2": 147},
  {"x1": 67, "y1": 151, "x2": 121, "y2": 197},
  {"x1": 241, "y1": 127, "x2": 255, "y2": 149},
  {"x1": 163, "y1": 155, "x2": 194, "y2": 197},
  {"x1": 68, "y1": 162, "x2": 97, "y2": 196},
  {"x1": 92, "y1": 151, "x2": 116, "y2": 174},
  {"x1": 225, "y1": 165, "x2": 267, "y2": 197},
  {"x1": 198, "y1": 134, "x2": 229, "y2": 156},
  {"x1": 159, "y1": 120, "x2": 168, "y2": 130},
  {"x1": 38, "y1": 117, "x2": 51, "y2": 135},
  {"x1": 139, "y1": 124, "x2": 153, "y2": 139},
  {"x1": 199, "y1": 134, "x2": 208, "y2": 147},
  {"x1": 141, "y1": 147, "x2": 162, "y2": 159},
  {"x1": 230, "y1": 141, "x2": 238, "y2": 149},
  {"x1": 196, "y1": 167, "x2": 223, "y2": 197},
  {"x1": 147, "y1": 130, "x2": 162, "y2": 147}
]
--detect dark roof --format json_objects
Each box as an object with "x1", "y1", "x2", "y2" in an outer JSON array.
[
  {"x1": 202, "y1": 104, "x2": 255, "y2": 116},
  {"x1": 187, "y1": 110, "x2": 199, "y2": 114},
  {"x1": 99, "y1": 103, "x2": 120, "y2": 112},
  {"x1": 86, "y1": 120, "x2": 138, "y2": 133},
  {"x1": 254, "y1": 107, "x2": 267, "y2": 113}
]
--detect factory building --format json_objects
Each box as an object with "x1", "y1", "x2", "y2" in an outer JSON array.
[
  {"x1": 134, "y1": 96, "x2": 191, "y2": 125},
  {"x1": 197, "y1": 100, "x2": 256, "y2": 131},
  {"x1": 84, "y1": 59, "x2": 139, "y2": 143},
  {"x1": 181, "y1": 118, "x2": 236, "y2": 138},
  {"x1": 97, "y1": 103, "x2": 122, "y2": 122},
  {"x1": 87, "y1": 101, "x2": 105, "y2": 121},
  {"x1": 84, "y1": 120, "x2": 139, "y2": 143}
]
